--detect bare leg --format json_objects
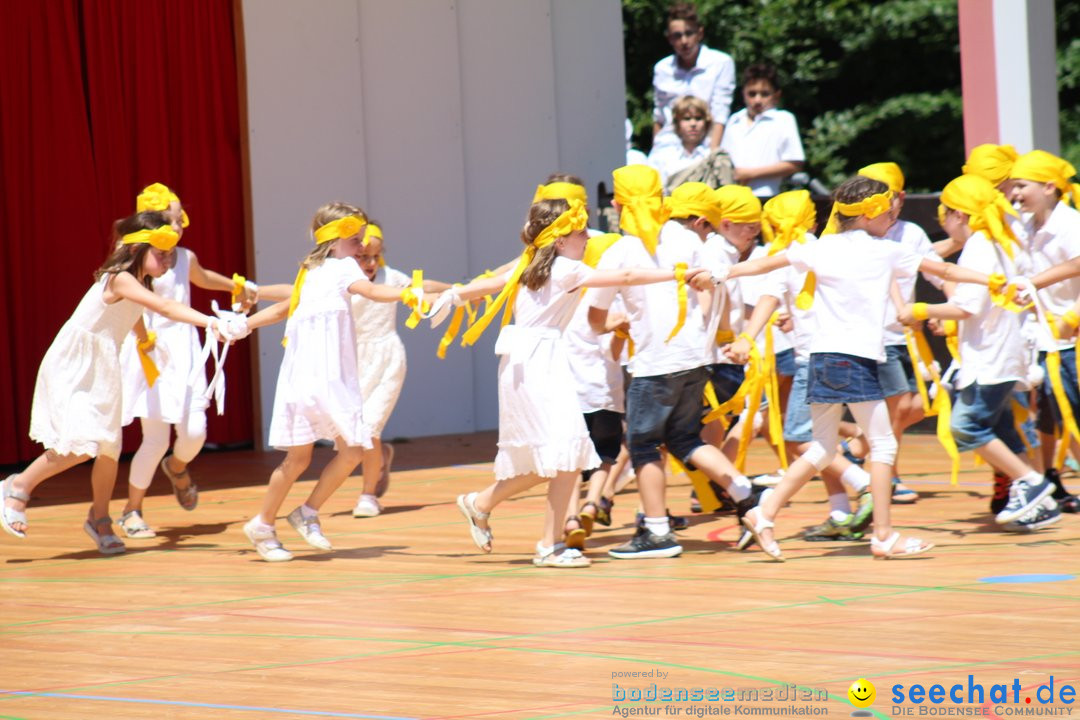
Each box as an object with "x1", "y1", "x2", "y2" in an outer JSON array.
[
  {"x1": 305, "y1": 444, "x2": 364, "y2": 511},
  {"x1": 544, "y1": 471, "x2": 578, "y2": 547},
  {"x1": 4, "y1": 450, "x2": 90, "y2": 534},
  {"x1": 360, "y1": 438, "x2": 382, "y2": 497},
  {"x1": 259, "y1": 445, "x2": 314, "y2": 526}
]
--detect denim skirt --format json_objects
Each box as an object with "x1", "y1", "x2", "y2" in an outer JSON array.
[{"x1": 806, "y1": 352, "x2": 884, "y2": 404}]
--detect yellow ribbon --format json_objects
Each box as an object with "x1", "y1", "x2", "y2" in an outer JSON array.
[
  {"x1": 401, "y1": 270, "x2": 429, "y2": 329},
  {"x1": 1044, "y1": 312, "x2": 1080, "y2": 469},
  {"x1": 794, "y1": 272, "x2": 816, "y2": 311},
  {"x1": 834, "y1": 191, "x2": 893, "y2": 219},
  {"x1": 121, "y1": 225, "x2": 179, "y2": 251},
  {"x1": 942, "y1": 320, "x2": 960, "y2": 363},
  {"x1": 614, "y1": 327, "x2": 635, "y2": 358},
  {"x1": 900, "y1": 327, "x2": 959, "y2": 482},
  {"x1": 231, "y1": 273, "x2": 247, "y2": 309},
  {"x1": 1010, "y1": 395, "x2": 1036, "y2": 457},
  {"x1": 136, "y1": 183, "x2": 189, "y2": 228},
  {"x1": 665, "y1": 263, "x2": 689, "y2": 342},
  {"x1": 613, "y1": 165, "x2": 669, "y2": 256},
  {"x1": 462, "y1": 200, "x2": 588, "y2": 346},
  {"x1": 314, "y1": 215, "x2": 365, "y2": 245},
  {"x1": 533, "y1": 182, "x2": 587, "y2": 205},
  {"x1": 136, "y1": 331, "x2": 159, "y2": 387},
  {"x1": 731, "y1": 322, "x2": 787, "y2": 472},
  {"x1": 1010, "y1": 150, "x2": 1080, "y2": 208}
]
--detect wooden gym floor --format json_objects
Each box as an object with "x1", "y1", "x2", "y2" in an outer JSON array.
[{"x1": 1, "y1": 432, "x2": 1078, "y2": 719}]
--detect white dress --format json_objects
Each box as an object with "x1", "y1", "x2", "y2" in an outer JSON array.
[
  {"x1": 268, "y1": 257, "x2": 372, "y2": 449},
  {"x1": 492, "y1": 257, "x2": 601, "y2": 480},
  {"x1": 350, "y1": 265, "x2": 410, "y2": 437},
  {"x1": 30, "y1": 275, "x2": 144, "y2": 459},
  {"x1": 120, "y1": 249, "x2": 209, "y2": 425}
]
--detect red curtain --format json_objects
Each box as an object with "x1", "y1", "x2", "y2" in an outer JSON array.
[{"x1": 0, "y1": 0, "x2": 253, "y2": 464}]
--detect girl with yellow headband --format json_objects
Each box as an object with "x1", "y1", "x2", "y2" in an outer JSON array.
[
  {"x1": 720, "y1": 175, "x2": 997, "y2": 560},
  {"x1": 449, "y1": 197, "x2": 707, "y2": 568},
  {"x1": 348, "y1": 220, "x2": 450, "y2": 518},
  {"x1": 117, "y1": 183, "x2": 260, "y2": 540},
  {"x1": 237, "y1": 202, "x2": 432, "y2": 562},
  {"x1": 1, "y1": 211, "x2": 230, "y2": 554},
  {"x1": 896, "y1": 174, "x2": 1060, "y2": 532}
]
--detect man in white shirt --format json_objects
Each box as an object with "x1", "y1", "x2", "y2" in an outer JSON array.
[
  {"x1": 651, "y1": 2, "x2": 734, "y2": 152},
  {"x1": 720, "y1": 63, "x2": 804, "y2": 198}
]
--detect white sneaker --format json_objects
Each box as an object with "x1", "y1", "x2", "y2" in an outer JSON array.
[
  {"x1": 286, "y1": 507, "x2": 333, "y2": 550},
  {"x1": 243, "y1": 517, "x2": 293, "y2": 562},
  {"x1": 353, "y1": 494, "x2": 382, "y2": 518},
  {"x1": 750, "y1": 472, "x2": 784, "y2": 488}
]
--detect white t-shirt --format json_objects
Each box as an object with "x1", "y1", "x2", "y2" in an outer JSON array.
[
  {"x1": 652, "y1": 45, "x2": 735, "y2": 149},
  {"x1": 719, "y1": 108, "x2": 804, "y2": 197},
  {"x1": 785, "y1": 230, "x2": 922, "y2": 362},
  {"x1": 648, "y1": 140, "x2": 711, "y2": 190},
  {"x1": 1016, "y1": 202, "x2": 1080, "y2": 350},
  {"x1": 762, "y1": 240, "x2": 817, "y2": 362},
  {"x1": 699, "y1": 233, "x2": 746, "y2": 364},
  {"x1": 950, "y1": 232, "x2": 1026, "y2": 389},
  {"x1": 882, "y1": 219, "x2": 944, "y2": 346},
  {"x1": 587, "y1": 223, "x2": 708, "y2": 377},
  {"x1": 564, "y1": 299, "x2": 625, "y2": 413}
]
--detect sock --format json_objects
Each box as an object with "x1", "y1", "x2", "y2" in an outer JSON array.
[
  {"x1": 840, "y1": 465, "x2": 870, "y2": 493},
  {"x1": 829, "y1": 492, "x2": 851, "y2": 517},
  {"x1": 644, "y1": 516, "x2": 671, "y2": 536},
  {"x1": 726, "y1": 476, "x2": 752, "y2": 502},
  {"x1": 300, "y1": 504, "x2": 318, "y2": 519}
]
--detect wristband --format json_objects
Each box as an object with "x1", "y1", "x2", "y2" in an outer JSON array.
[
  {"x1": 1064, "y1": 310, "x2": 1080, "y2": 329},
  {"x1": 911, "y1": 302, "x2": 930, "y2": 321}
]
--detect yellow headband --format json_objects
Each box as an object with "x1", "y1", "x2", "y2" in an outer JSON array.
[
  {"x1": 1010, "y1": 150, "x2": 1080, "y2": 207},
  {"x1": 963, "y1": 144, "x2": 1018, "y2": 187},
  {"x1": 834, "y1": 190, "x2": 894, "y2": 219},
  {"x1": 583, "y1": 232, "x2": 622, "y2": 268},
  {"x1": 533, "y1": 181, "x2": 588, "y2": 206},
  {"x1": 939, "y1": 174, "x2": 1019, "y2": 257},
  {"x1": 714, "y1": 185, "x2": 762, "y2": 224},
  {"x1": 858, "y1": 162, "x2": 905, "y2": 194},
  {"x1": 122, "y1": 225, "x2": 180, "y2": 251},
  {"x1": 666, "y1": 182, "x2": 723, "y2": 228},
  {"x1": 136, "y1": 182, "x2": 189, "y2": 228},
  {"x1": 613, "y1": 164, "x2": 670, "y2": 255},
  {"x1": 314, "y1": 215, "x2": 366, "y2": 245},
  {"x1": 761, "y1": 190, "x2": 816, "y2": 255},
  {"x1": 365, "y1": 223, "x2": 385, "y2": 265},
  {"x1": 463, "y1": 199, "x2": 588, "y2": 346}
]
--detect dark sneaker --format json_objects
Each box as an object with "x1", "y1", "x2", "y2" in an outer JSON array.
[
  {"x1": 608, "y1": 526, "x2": 683, "y2": 559},
  {"x1": 1004, "y1": 498, "x2": 1061, "y2": 532},
  {"x1": 803, "y1": 516, "x2": 862, "y2": 542},
  {"x1": 995, "y1": 477, "x2": 1055, "y2": 524},
  {"x1": 991, "y1": 472, "x2": 1011, "y2": 515},
  {"x1": 850, "y1": 490, "x2": 874, "y2": 534},
  {"x1": 841, "y1": 439, "x2": 865, "y2": 465},
  {"x1": 1047, "y1": 468, "x2": 1080, "y2": 513}
]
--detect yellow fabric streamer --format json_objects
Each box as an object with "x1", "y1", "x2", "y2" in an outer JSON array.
[
  {"x1": 1010, "y1": 150, "x2": 1080, "y2": 208},
  {"x1": 900, "y1": 327, "x2": 959, "y2": 482},
  {"x1": 613, "y1": 165, "x2": 669, "y2": 255},
  {"x1": 122, "y1": 225, "x2": 179, "y2": 251},
  {"x1": 614, "y1": 327, "x2": 635, "y2": 358},
  {"x1": 940, "y1": 174, "x2": 1020, "y2": 260},
  {"x1": 666, "y1": 182, "x2": 723, "y2": 228},
  {"x1": 903, "y1": 328, "x2": 934, "y2": 417},
  {"x1": 665, "y1": 263, "x2": 689, "y2": 342},
  {"x1": 314, "y1": 215, "x2": 366, "y2": 245},
  {"x1": 731, "y1": 321, "x2": 787, "y2": 471},
  {"x1": 963, "y1": 144, "x2": 1018, "y2": 187},
  {"x1": 1044, "y1": 313, "x2": 1080, "y2": 468},
  {"x1": 714, "y1": 185, "x2": 762, "y2": 224},
  {"x1": 231, "y1": 273, "x2": 247, "y2": 309},
  {"x1": 858, "y1": 162, "x2": 905, "y2": 194},
  {"x1": 942, "y1": 320, "x2": 960, "y2": 362},
  {"x1": 583, "y1": 233, "x2": 621, "y2": 269},
  {"x1": 462, "y1": 199, "x2": 588, "y2": 346},
  {"x1": 136, "y1": 183, "x2": 189, "y2": 228},
  {"x1": 834, "y1": 190, "x2": 893, "y2": 219},
  {"x1": 533, "y1": 182, "x2": 587, "y2": 206},
  {"x1": 136, "y1": 331, "x2": 159, "y2": 387},
  {"x1": 762, "y1": 190, "x2": 815, "y2": 255},
  {"x1": 364, "y1": 223, "x2": 387, "y2": 266},
  {"x1": 794, "y1": 273, "x2": 816, "y2": 311},
  {"x1": 401, "y1": 269, "x2": 429, "y2": 329}
]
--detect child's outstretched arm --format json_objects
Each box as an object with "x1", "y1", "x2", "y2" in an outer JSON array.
[
  {"x1": 917, "y1": 258, "x2": 989, "y2": 286},
  {"x1": 247, "y1": 300, "x2": 290, "y2": 330},
  {"x1": 111, "y1": 272, "x2": 213, "y2": 328},
  {"x1": 256, "y1": 283, "x2": 294, "y2": 302},
  {"x1": 188, "y1": 253, "x2": 259, "y2": 311},
  {"x1": 1030, "y1": 257, "x2": 1080, "y2": 290},
  {"x1": 727, "y1": 253, "x2": 790, "y2": 280},
  {"x1": 897, "y1": 301, "x2": 971, "y2": 326},
  {"x1": 582, "y1": 266, "x2": 707, "y2": 289},
  {"x1": 349, "y1": 278, "x2": 419, "y2": 303}
]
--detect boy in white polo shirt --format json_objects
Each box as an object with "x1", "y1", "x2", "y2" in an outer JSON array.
[
  {"x1": 719, "y1": 63, "x2": 804, "y2": 198},
  {"x1": 587, "y1": 169, "x2": 757, "y2": 559}
]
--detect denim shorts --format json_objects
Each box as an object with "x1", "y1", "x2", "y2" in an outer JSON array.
[
  {"x1": 583, "y1": 409, "x2": 623, "y2": 464},
  {"x1": 626, "y1": 366, "x2": 708, "y2": 469},
  {"x1": 1036, "y1": 348, "x2": 1080, "y2": 435},
  {"x1": 707, "y1": 363, "x2": 746, "y2": 407},
  {"x1": 806, "y1": 352, "x2": 884, "y2": 404},
  {"x1": 950, "y1": 381, "x2": 1024, "y2": 454},
  {"x1": 877, "y1": 344, "x2": 918, "y2": 397},
  {"x1": 783, "y1": 361, "x2": 813, "y2": 443},
  {"x1": 774, "y1": 347, "x2": 796, "y2": 378}
]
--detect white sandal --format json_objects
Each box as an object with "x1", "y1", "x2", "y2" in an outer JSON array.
[
  {"x1": 533, "y1": 542, "x2": 590, "y2": 568},
  {"x1": 83, "y1": 515, "x2": 127, "y2": 555},
  {"x1": 456, "y1": 492, "x2": 493, "y2": 553},
  {"x1": 1, "y1": 476, "x2": 29, "y2": 539},
  {"x1": 740, "y1": 506, "x2": 784, "y2": 562},
  {"x1": 871, "y1": 532, "x2": 933, "y2": 560},
  {"x1": 119, "y1": 510, "x2": 156, "y2": 539}
]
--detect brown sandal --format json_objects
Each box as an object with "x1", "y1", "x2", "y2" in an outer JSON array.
[
  {"x1": 578, "y1": 501, "x2": 598, "y2": 537},
  {"x1": 161, "y1": 457, "x2": 198, "y2": 511},
  {"x1": 564, "y1": 517, "x2": 587, "y2": 550}
]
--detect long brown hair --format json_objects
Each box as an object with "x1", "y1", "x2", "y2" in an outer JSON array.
[
  {"x1": 519, "y1": 199, "x2": 568, "y2": 291},
  {"x1": 303, "y1": 202, "x2": 368, "y2": 271},
  {"x1": 94, "y1": 211, "x2": 171, "y2": 289}
]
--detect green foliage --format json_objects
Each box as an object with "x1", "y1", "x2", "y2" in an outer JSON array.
[{"x1": 624, "y1": 0, "x2": 965, "y2": 192}]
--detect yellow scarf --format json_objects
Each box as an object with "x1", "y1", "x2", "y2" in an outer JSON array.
[
  {"x1": 461, "y1": 199, "x2": 588, "y2": 346},
  {"x1": 963, "y1": 144, "x2": 1018, "y2": 187},
  {"x1": 939, "y1": 174, "x2": 1020, "y2": 260},
  {"x1": 136, "y1": 182, "x2": 189, "y2": 228},
  {"x1": 122, "y1": 225, "x2": 179, "y2": 251},
  {"x1": 666, "y1": 182, "x2": 723, "y2": 228},
  {"x1": 858, "y1": 162, "x2": 905, "y2": 194},
  {"x1": 285, "y1": 215, "x2": 366, "y2": 345},
  {"x1": 533, "y1": 181, "x2": 587, "y2": 206},
  {"x1": 761, "y1": 190, "x2": 816, "y2": 309},
  {"x1": 613, "y1": 165, "x2": 669, "y2": 255},
  {"x1": 1010, "y1": 150, "x2": 1080, "y2": 207},
  {"x1": 714, "y1": 185, "x2": 762, "y2": 224}
]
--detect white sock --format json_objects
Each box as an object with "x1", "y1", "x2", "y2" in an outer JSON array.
[
  {"x1": 727, "y1": 476, "x2": 752, "y2": 502},
  {"x1": 829, "y1": 492, "x2": 851, "y2": 516},
  {"x1": 644, "y1": 516, "x2": 671, "y2": 536},
  {"x1": 830, "y1": 509, "x2": 851, "y2": 523},
  {"x1": 840, "y1": 465, "x2": 871, "y2": 493},
  {"x1": 300, "y1": 504, "x2": 319, "y2": 519}
]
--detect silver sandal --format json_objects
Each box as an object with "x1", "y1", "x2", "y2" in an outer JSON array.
[
  {"x1": 1, "y1": 475, "x2": 30, "y2": 539},
  {"x1": 456, "y1": 492, "x2": 493, "y2": 552}
]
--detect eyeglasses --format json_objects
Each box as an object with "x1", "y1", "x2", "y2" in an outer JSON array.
[{"x1": 668, "y1": 29, "x2": 699, "y2": 41}]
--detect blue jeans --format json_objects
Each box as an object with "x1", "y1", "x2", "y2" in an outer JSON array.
[
  {"x1": 878, "y1": 344, "x2": 918, "y2": 397},
  {"x1": 707, "y1": 363, "x2": 745, "y2": 406},
  {"x1": 807, "y1": 352, "x2": 884, "y2": 404},
  {"x1": 775, "y1": 348, "x2": 796, "y2": 378},
  {"x1": 784, "y1": 361, "x2": 813, "y2": 443},
  {"x1": 626, "y1": 367, "x2": 708, "y2": 469},
  {"x1": 1037, "y1": 348, "x2": 1080, "y2": 435},
  {"x1": 951, "y1": 381, "x2": 1024, "y2": 454}
]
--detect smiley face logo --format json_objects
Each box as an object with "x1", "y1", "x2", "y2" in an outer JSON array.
[{"x1": 848, "y1": 678, "x2": 876, "y2": 708}]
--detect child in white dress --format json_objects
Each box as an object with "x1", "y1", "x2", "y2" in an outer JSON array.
[
  {"x1": 241, "y1": 203, "x2": 422, "y2": 562},
  {"x1": 1, "y1": 211, "x2": 231, "y2": 554},
  {"x1": 118, "y1": 183, "x2": 257, "y2": 538},
  {"x1": 450, "y1": 198, "x2": 707, "y2": 567},
  {"x1": 350, "y1": 222, "x2": 449, "y2": 517}
]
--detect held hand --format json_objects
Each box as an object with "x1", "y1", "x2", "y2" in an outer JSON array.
[
  {"x1": 774, "y1": 310, "x2": 793, "y2": 333},
  {"x1": 723, "y1": 336, "x2": 752, "y2": 364},
  {"x1": 236, "y1": 282, "x2": 259, "y2": 313},
  {"x1": 927, "y1": 318, "x2": 945, "y2": 336},
  {"x1": 685, "y1": 267, "x2": 712, "y2": 291},
  {"x1": 137, "y1": 332, "x2": 156, "y2": 353},
  {"x1": 604, "y1": 312, "x2": 628, "y2": 333},
  {"x1": 710, "y1": 265, "x2": 731, "y2": 285},
  {"x1": 896, "y1": 304, "x2": 917, "y2": 326},
  {"x1": 1011, "y1": 283, "x2": 1034, "y2": 308}
]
